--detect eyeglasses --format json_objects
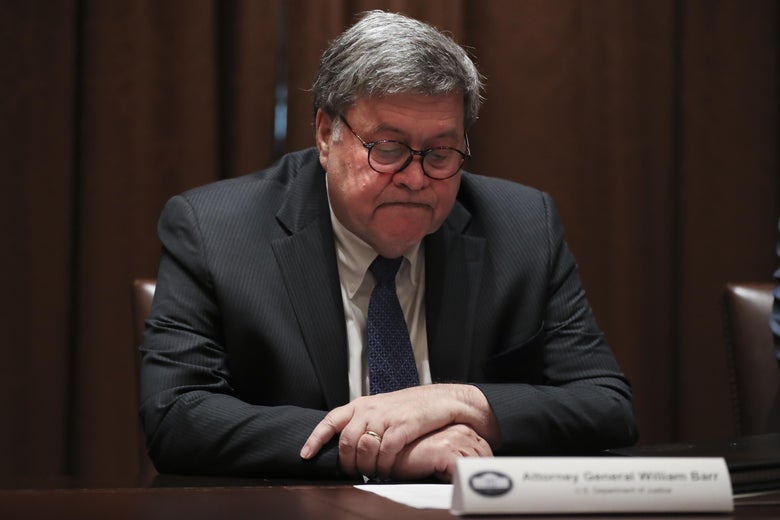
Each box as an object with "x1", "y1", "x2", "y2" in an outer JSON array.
[{"x1": 339, "y1": 115, "x2": 470, "y2": 180}]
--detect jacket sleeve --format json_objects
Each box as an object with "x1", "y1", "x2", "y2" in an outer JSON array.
[
  {"x1": 138, "y1": 194, "x2": 346, "y2": 479},
  {"x1": 475, "y1": 192, "x2": 638, "y2": 454}
]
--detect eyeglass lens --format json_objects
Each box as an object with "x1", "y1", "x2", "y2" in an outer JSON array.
[{"x1": 369, "y1": 142, "x2": 464, "y2": 179}]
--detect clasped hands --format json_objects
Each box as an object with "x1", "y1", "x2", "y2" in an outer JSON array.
[{"x1": 299, "y1": 384, "x2": 499, "y2": 482}]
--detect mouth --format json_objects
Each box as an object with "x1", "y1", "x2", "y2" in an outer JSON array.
[{"x1": 380, "y1": 201, "x2": 431, "y2": 209}]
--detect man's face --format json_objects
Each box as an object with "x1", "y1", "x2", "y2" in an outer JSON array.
[{"x1": 316, "y1": 93, "x2": 464, "y2": 259}]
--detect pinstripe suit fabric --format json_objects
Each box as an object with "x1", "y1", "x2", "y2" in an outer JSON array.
[{"x1": 139, "y1": 148, "x2": 637, "y2": 478}]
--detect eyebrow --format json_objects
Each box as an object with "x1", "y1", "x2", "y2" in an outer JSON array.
[{"x1": 368, "y1": 122, "x2": 461, "y2": 142}]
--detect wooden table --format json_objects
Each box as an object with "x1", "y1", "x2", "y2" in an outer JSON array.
[{"x1": 1, "y1": 475, "x2": 780, "y2": 519}]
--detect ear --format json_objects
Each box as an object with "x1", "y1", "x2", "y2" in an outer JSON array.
[{"x1": 315, "y1": 109, "x2": 333, "y2": 170}]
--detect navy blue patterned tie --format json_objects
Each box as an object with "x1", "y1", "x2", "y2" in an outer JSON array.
[{"x1": 367, "y1": 256, "x2": 419, "y2": 395}]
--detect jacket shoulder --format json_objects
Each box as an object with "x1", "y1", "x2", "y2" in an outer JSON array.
[
  {"x1": 456, "y1": 172, "x2": 555, "y2": 229},
  {"x1": 178, "y1": 148, "x2": 321, "y2": 203}
]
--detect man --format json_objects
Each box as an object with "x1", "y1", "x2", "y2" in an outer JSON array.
[{"x1": 139, "y1": 10, "x2": 637, "y2": 482}]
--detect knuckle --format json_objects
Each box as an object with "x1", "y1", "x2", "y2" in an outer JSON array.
[
  {"x1": 355, "y1": 440, "x2": 374, "y2": 457},
  {"x1": 338, "y1": 433, "x2": 355, "y2": 451},
  {"x1": 321, "y1": 412, "x2": 341, "y2": 429}
]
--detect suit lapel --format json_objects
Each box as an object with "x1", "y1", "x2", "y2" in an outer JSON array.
[
  {"x1": 272, "y1": 162, "x2": 350, "y2": 409},
  {"x1": 425, "y1": 200, "x2": 485, "y2": 382},
  {"x1": 269, "y1": 156, "x2": 486, "y2": 400}
]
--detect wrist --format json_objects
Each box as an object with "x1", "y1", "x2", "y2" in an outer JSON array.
[{"x1": 448, "y1": 384, "x2": 502, "y2": 448}]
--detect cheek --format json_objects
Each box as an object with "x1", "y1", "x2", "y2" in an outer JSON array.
[
  {"x1": 339, "y1": 167, "x2": 375, "y2": 203},
  {"x1": 433, "y1": 179, "x2": 460, "y2": 221},
  {"x1": 329, "y1": 166, "x2": 382, "y2": 221}
]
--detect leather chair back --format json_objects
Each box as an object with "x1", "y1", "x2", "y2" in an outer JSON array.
[
  {"x1": 132, "y1": 278, "x2": 157, "y2": 476},
  {"x1": 722, "y1": 282, "x2": 779, "y2": 435}
]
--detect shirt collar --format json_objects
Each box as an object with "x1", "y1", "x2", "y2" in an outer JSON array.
[{"x1": 326, "y1": 185, "x2": 423, "y2": 298}]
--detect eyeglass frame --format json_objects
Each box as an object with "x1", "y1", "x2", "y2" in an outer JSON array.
[{"x1": 338, "y1": 115, "x2": 471, "y2": 180}]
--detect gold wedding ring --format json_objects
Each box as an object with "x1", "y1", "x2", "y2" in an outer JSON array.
[{"x1": 364, "y1": 430, "x2": 382, "y2": 443}]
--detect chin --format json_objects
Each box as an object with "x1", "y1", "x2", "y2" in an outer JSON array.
[
  {"x1": 375, "y1": 232, "x2": 427, "y2": 257},
  {"x1": 370, "y1": 211, "x2": 437, "y2": 254}
]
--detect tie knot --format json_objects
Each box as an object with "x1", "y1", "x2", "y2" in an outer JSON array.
[{"x1": 369, "y1": 256, "x2": 402, "y2": 283}]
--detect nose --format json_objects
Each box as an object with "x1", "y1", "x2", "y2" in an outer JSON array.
[{"x1": 392, "y1": 155, "x2": 428, "y2": 190}]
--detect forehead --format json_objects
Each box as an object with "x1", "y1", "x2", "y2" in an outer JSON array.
[{"x1": 347, "y1": 93, "x2": 465, "y2": 136}]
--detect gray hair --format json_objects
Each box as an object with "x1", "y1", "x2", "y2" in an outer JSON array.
[{"x1": 313, "y1": 10, "x2": 485, "y2": 129}]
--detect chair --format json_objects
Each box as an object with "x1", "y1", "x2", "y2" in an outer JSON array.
[
  {"x1": 132, "y1": 279, "x2": 156, "y2": 346},
  {"x1": 132, "y1": 278, "x2": 157, "y2": 476},
  {"x1": 722, "y1": 282, "x2": 779, "y2": 436}
]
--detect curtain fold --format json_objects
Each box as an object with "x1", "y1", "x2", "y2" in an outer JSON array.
[
  {"x1": 1, "y1": 0, "x2": 78, "y2": 477},
  {"x1": 677, "y1": 0, "x2": 779, "y2": 438},
  {"x1": 1, "y1": 0, "x2": 777, "y2": 478},
  {"x1": 468, "y1": 0, "x2": 681, "y2": 443}
]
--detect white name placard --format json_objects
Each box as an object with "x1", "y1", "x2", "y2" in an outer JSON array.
[{"x1": 451, "y1": 457, "x2": 733, "y2": 515}]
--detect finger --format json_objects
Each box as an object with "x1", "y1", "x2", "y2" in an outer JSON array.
[
  {"x1": 434, "y1": 431, "x2": 491, "y2": 481},
  {"x1": 337, "y1": 425, "x2": 364, "y2": 476},
  {"x1": 463, "y1": 428, "x2": 493, "y2": 458},
  {"x1": 434, "y1": 449, "x2": 463, "y2": 483},
  {"x1": 354, "y1": 431, "x2": 382, "y2": 477},
  {"x1": 388, "y1": 436, "x2": 426, "y2": 481},
  {"x1": 337, "y1": 418, "x2": 375, "y2": 475},
  {"x1": 300, "y1": 405, "x2": 354, "y2": 459},
  {"x1": 475, "y1": 436, "x2": 493, "y2": 457},
  {"x1": 375, "y1": 425, "x2": 411, "y2": 476}
]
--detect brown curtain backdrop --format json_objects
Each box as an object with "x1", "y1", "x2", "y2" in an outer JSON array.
[{"x1": 2, "y1": 0, "x2": 778, "y2": 479}]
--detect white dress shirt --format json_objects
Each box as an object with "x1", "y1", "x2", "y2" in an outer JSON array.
[{"x1": 328, "y1": 206, "x2": 432, "y2": 400}]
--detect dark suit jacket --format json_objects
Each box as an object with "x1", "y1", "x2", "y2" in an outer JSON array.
[{"x1": 139, "y1": 148, "x2": 637, "y2": 478}]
